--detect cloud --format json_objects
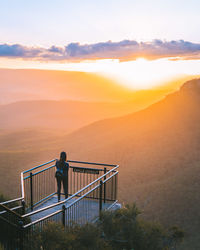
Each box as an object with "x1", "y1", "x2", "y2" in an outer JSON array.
[
  {"x1": 0, "y1": 40, "x2": 200, "y2": 61},
  {"x1": 0, "y1": 44, "x2": 42, "y2": 57}
]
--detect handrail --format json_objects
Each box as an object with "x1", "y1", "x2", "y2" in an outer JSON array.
[
  {"x1": 0, "y1": 204, "x2": 22, "y2": 219},
  {"x1": 22, "y1": 159, "x2": 56, "y2": 174},
  {"x1": 22, "y1": 159, "x2": 114, "y2": 175},
  {"x1": 68, "y1": 160, "x2": 116, "y2": 167},
  {"x1": 66, "y1": 183, "x2": 101, "y2": 208},
  {"x1": 22, "y1": 165, "x2": 119, "y2": 218},
  {"x1": 23, "y1": 163, "x2": 106, "y2": 180},
  {"x1": 24, "y1": 164, "x2": 55, "y2": 179},
  {"x1": 102, "y1": 171, "x2": 118, "y2": 183},
  {"x1": 0, "y1": 205, "x2": 23, "y2": 216},
  {"x1": 23, "y1": 209, "x2": 62, "y2": 228},
  {"x1": 0, "y1": 197, "x2": 23, "y2": 205}
]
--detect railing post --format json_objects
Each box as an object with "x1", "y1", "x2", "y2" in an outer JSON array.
[
  {"x1": 66, "y1": 174, "x2": 69, "y2": 199},
  {"x1": 104, "y1": 167, "x2": 107, "y2": 203},
  {"x1": 18, "y1": 220, "x2": 24, "y2": 250},
  {"x1": 115, "y1": 173, "x2": 118, "y2": 200},
  {"x1": 21, "y1": 199, "x2": 26, "y2": 215},
  {"x1": 62, "y1": 205, "x2": 66, "y2": 227},
  {"x1": 99, "y1": 180, "x2": 103, "y2": 216},
  {"x1": 30, "y1": 172, "x2": 33, "y2": 211}
]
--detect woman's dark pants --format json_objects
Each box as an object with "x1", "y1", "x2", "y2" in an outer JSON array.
[{"x1": 56, "y1": 176, "x2": 68, "y2": 201}]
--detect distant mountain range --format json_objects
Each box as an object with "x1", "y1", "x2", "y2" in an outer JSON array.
[
  {"x1": 0, "y1": 68, "x2": 146, "y2": 104},
  {"x1": 1, "y1": 75, "x2": 200, "y2": 249},
  {"x1": 47, "y1": 78, "x2": 200, "y2": 249},
  {"x1": 0, "y1": 68, "x2": 190, "y2": 132}
]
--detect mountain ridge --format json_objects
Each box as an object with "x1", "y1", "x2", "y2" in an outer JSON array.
[{"x1": 44, "y1": 77, "x2": 200, "y2": 249}]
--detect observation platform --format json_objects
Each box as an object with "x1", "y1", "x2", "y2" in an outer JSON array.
[{"x1": 0, "y1": 159, "x2": 120, "y2": 249}]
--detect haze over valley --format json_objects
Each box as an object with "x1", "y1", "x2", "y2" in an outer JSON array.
[{"x1": 1, "y1": 75, "x2": 200, "y2": 249}]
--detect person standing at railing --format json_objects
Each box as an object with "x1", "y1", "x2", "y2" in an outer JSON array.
[{"x1": 55, "y1": 151, "x2": 69, "y2": 202}]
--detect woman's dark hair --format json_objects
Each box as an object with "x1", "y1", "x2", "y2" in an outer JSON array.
[{"x1": 60, "y1": 151, "x2": 67, "y2": 162}]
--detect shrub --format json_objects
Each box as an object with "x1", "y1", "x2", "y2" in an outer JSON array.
[
  {"x1": 27, "y1": 222, "x2": 108, "y2": 250},
  {"x1": 26, "y1": 203, "x2": 184, "y2": 250},
  {"x1": 99, "y1": 204, "x2": 166, "y2": 250}
]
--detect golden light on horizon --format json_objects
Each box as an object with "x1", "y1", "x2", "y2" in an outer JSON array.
[
  {"x1": 97, "y1": 57, "x2": 200, "y2": 89},
  {"x1": 0, "y1": 57, "x2": 200, "y2": 90},
  {"x1": 102, "y1": 57, "x2": 171, "y2": 89}
]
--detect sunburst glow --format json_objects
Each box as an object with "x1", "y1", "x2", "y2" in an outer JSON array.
[{"x1": 1, "y1": 57, "x2": 200, "y2": 89}]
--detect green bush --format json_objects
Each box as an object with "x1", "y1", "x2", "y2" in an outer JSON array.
[
  {"x1": 26, "y1": 203, "x2": 184, "y2": 250},
  {"x1": 27, "y1": 222, "x2": 108, "y2": 250},
  {"x1": 99, "y1": 204, "x2": 165, "y2": 250}
]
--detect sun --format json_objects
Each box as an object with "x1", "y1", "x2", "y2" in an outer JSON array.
[
  {"x1": 96, "y1": 57, "x2": 190, "y2": 90},
  {"x1": 99, "y1": 58, "x2": 173, "y2": 89}
]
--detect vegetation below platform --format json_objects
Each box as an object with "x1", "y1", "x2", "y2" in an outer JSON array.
[{"x1": 26, "y1": 204, "x2": 184, "y2": 250}]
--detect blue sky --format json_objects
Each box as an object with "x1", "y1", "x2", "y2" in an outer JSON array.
[
  {"x1": 1, "y1": 0, "x2": 200, "y2": 46},
  {"x1": 0, "y1": 0, "x2": 200, "y2": 89}
]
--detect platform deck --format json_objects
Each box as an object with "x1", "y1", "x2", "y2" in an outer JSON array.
[{"x1": 30, "y1": 195, "x2": 115, "y2": 224}]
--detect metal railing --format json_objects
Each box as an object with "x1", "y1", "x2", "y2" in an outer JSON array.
[
  {"x1": 22, "y1": 159, "x2": 56, "y2": 210},
  {"x1": 0, "y1": 202, "x2": 25, "y2": 249},
  {"x1": 0, "y1": 159, "x2": 119, "y2": 249},
  {"x1": 22, "y1": 159, "x2": 117, "y2": 211}
]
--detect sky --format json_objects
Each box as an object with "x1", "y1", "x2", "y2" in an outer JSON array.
[{"x1": 0, "y1": 0, "x2": 200, "y2": 89}]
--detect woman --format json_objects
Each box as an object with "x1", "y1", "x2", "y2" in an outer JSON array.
[{"x1": 55, "y1": 151, "x2": 69, "y2": 202}]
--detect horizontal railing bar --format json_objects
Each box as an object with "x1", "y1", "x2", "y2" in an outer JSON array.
[
  {"x1": 24, "y1": 165, "x2": 55, "y2": 179},
  {"x1": 0, "y1": 197, "x2": 23, "y2": 205},
  {"x1": 66, "y1": 183, "x2": 101, "y2": 208},
  {"x1": 106, "y1": 200, "x2": 118, "y2": 211},
  {"x1": 23, "y1": 209, "x2": 62, "y2": 228},
  {"x1": 103, "y1": 171, "x2": 118, "y2": 184},
  {"x1": 30, "y1": 164, "x2": 106, "y2": 178},
  {"x1": 33, "y1": 192, "x2": 57, "y2": 208},
  {"x1": 22, "y1": 159, "x2": 56, "y2": 174},
  {"x1": 0, "y1": 204, "x2": 22, "y2": 219},
  {"x1": 22, "y1": 159, "x2": 114, "y2": 176},
  {"x1": 24, "y1": 163, "x2": 107, "y2": 180},
  {"x1": 22, "y1": 165, "x2": 119, "y2": 218},
  {"x1": 68, "y1": 160, "x2": 116, "y2": 167},
  {"x1": 0, "y1": 205, "x2": 23, "y2": 216}
]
